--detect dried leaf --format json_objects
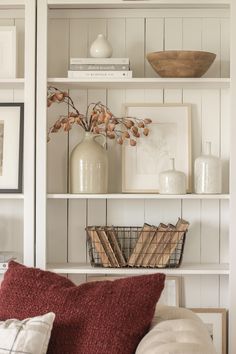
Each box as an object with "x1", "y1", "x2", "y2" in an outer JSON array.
[
  {"x1": 143, "y1": 128, "x2": 149, "y2": 136},
  {"x1": 144, "y1": 118, "x2": 152, "y2": 124},
  {"x1": 130, "y1": 139, "x2": 136, "y2": 146},
  {"x1": 117, "y1": 137, "x2": 123, "y2": 145}
]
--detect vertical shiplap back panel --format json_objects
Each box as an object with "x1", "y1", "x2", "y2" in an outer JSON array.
[
  {"x1": 183, "y1": 18, "x2": 202, "y2": 50},
  {"x1": 48, "y1": 19, "x2": 69, "y2": 77},
  {"x1": 201, "y1": 200, "x2": 220, "y2": 263},
  {"x1": 0, "y1": 200, "x2": 23, "y2": 255},
  {"x1": 69, "y1": 19, "x2": 88, "y2": 58},
  {"x1": 107, "y1": 89, "x2": 125, "y2": 193},
  {"x1": 15, "y1": 19, "x2": 24, "y2": 78},
  {"x1": 47, "y1": 102, "x2": 68, "y2": 193},
  {"x1": 107, "y1": 200, "x2": 145, "y2": 227},
  {"x1": 68, "y1": 200, "x2": 87, "y2": 263},
  {"x1": 221, "y1": 89, "x2": 230, "y2": 193},
  {"x1": 220, "y1": 18, "x2": 230, "y2": 78},
  {"x1": 164, "y1": 18, "x2": 182, "y2": 50},
  {"x1": 107, "y1": 18, "x2": 126, "y2": 58},
  {"x1": 220, "y1": 200, "x2": 229, "y2": 264},
  {"x1": 47, "y1": 200, "x2": 67, "y2": 263},
  {"x1": 201, "y1": 89, "x2": 220, "y2": 156},
  {"x1": 126, "y1": 18, "x2": 145, "y2": 77},
  {"x1": 182, "y1": 200, "x2": 201, "y2": 264},
  {"x1": 144, "y1": 200, "x2": 181, "y2": 226},
  {"x1": 145, "y1": 18, "x2": 164, "y2": 78},
  {"x1": 202, "y1": 18, "x2": 221, "y2": 77}
]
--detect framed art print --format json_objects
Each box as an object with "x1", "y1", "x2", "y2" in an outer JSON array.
[
  {"x1": 191, "y1": 308, "x2": 227, "y2": 354},
  {"x1": 0, "y1": 103, "x2": 24, "y2": 193},
  {"x1": 0, "y1": 26, "x2": 16, "y2": 78},
  {"x1": 122, "y1": 103, "x2": 191, "y2": 193}
]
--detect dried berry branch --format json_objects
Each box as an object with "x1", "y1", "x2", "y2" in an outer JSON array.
[{"x1": 47, "y1": 86, "x2": 152, "y2": 146}]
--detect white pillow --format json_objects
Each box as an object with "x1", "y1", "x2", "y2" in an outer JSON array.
[
  {"x1": 0, "y1": 312, "x2": 55, "y2": 354},
  {"x1": 136, "y1": 317, "x2": 217, "y2": 354}
]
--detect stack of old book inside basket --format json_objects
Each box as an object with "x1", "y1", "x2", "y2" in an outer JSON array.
[
  {"x1": 68, "y1": 57, "x2": 132, "y2": 79},
  {"x1": 86, "y1": 218, "x2": 189, "y2": 268}
]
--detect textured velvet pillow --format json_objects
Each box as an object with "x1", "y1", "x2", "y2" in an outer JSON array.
[{"x1": 0, "y1": 261, "x2": 165, "y2": 354}]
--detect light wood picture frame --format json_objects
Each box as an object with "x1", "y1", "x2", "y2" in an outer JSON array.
[
  {"x1": 191, "y1": 308, "x2": 227, "y2": 354},
  {"x1": 122, "y1": 103, "x2": 191, "y2": 193}
]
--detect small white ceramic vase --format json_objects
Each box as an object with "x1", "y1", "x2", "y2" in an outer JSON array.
[
  {"x1": 90, "y1": 34, "x2": 113, "y2": 58},
  {"x1": 159, "y1": 158, "x2": 187, "y2": 194},
  {"x1": 70, "y1": 132, "x2": 108, "y2": 194},
  {"x1": 194, "y1": 141, "x2": 222, "y2": 194}
]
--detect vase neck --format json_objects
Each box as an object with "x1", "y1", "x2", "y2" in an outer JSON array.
[
  {"x1": 169, "y1": 158, "x2": 175, "y2": 170},
  {"x1": 205, "y1": 141, "x2": 212, "y2": 155}
]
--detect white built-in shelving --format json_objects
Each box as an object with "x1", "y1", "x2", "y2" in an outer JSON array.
[
  {"x1": 47, "y1": 193, "x2": 230, "y2": 200},
  {"x1": 0, "y1": 79, "x2": 24, "y2": 88},
  {"x1": 48, "y1": 78, "x2": 230, "y2": 89},
  {"x1": 47, "y1": 263, "x2": 229, "y2": 275},
  {"x1": 0, "y1": 0, "x2": 36, "y2": 267},
  {"x1": 36, "y1": 0, "x2": 235, "y2": 351}
]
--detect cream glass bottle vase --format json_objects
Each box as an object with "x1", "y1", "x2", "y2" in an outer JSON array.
[
  {"x1": 90, "y1": 34, "x2": 113, "y2": 58},
  {"x1": 159, "y1": 158, "x2": 187, "y2": 194},
  {"x1": 70, "y1": 132, "x2": 108, "y2": 194},
  {"x1": 194, "y1": 141, "x2": 222, "y2": 194}
]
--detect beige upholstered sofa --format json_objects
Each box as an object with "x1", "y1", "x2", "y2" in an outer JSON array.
[{"x1": 136, "y1": 305, "x2": 217, "y2": 354}]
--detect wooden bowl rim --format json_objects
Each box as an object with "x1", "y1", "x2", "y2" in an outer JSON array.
[{"x1": 146, "y1": 50, "x2": 216, "y2": 60}]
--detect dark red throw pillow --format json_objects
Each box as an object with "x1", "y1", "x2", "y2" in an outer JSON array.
[{"x1": 0, "y1": 261, "x2": 165, "y2": 354}]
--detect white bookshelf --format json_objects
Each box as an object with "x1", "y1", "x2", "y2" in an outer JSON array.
[
  {"x1": 36, "y1": 0, "x2": 234, "y2": 351},
  {"x1": 47, "y1": 263, "x2": 229, "y2": 275},
  {"x1": 48, "y1": 77, "x2": 230, "y2": 89},
  {"x1": 0, "y1": 0, "x2": 36, "y2": 268},
  {"x1": 47, "y1": 193, "x2": 230, "y2": 200}
]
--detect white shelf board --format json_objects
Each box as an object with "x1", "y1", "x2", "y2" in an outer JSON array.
[
  {"x1": 47, "y1": 263, "x2": 229, "y2": 275},
  {"x1": 0, "y1": 194, "x2": 24, "y2": 199},
  {"x1": 0, "y1": 79, "x2": 24, "y2": 89},
  {"x1": 48, "y1": 0, "x2": 230, "y2": 9},
  {"x1": 0, "y1": 0, "x2": 25, "y2": 8},
  {"x1": 48, "y1": 78, "x2": 230, "y2": 90},
  {"x1": 47, "y1": 193, "x2": 230, "y2": 200}
]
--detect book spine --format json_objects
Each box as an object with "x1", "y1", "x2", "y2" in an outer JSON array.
[
  {"x1": 68, "y1": 70, "x2": 133, "y2": 79},
  {"x1": 70, "y1": 64, "x2": 130, "y2": 71},
  {"x1": 70, "y1": 58, "x2": 130, "y2": 65}
]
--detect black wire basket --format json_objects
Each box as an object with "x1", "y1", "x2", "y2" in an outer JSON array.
[{"x1": 86, "y1": 225, "x2": 187, "y2": 269}]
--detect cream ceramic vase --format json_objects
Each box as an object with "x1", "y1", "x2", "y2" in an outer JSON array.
[
  {"x1": 159, "y1": 158, "x2": 187, "y2": 194},
  {"x1": 194, "y1": 141, "x2": 222, "y2": 194},
  {"x1": 70, "y1": 132, "x2": 108, "y2": 194},
  {"x1": 90, "y1": 34, "x2": 113, "y2": 58}
]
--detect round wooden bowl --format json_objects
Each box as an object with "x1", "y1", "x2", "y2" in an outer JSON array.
[{"x1": 146, "y1": 50, "x2": 216, "y2": 78}]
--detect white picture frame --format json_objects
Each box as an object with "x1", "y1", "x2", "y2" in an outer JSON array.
[
  {"x1": 122, "y1": 103, "x2": 191, "y2": 193},
  {"x1": 0, "y1": 103, "x2": 24, "y2": 193},
  {"x1": 191, "y1": 308, "x2": 227, "y2": 354},
  {"x1": 0, "y1": 26, "x2": 16, "y2": 78}
]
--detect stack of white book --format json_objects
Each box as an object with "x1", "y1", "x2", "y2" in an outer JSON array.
[{"x1": 68, "y1": 58, "x2": 132, "y2": 79}]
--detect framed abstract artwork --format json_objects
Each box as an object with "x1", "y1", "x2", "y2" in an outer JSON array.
[
  {"x1": 0, "y1": 103, "x2": 24, "y2": 193},
  {"x1": 122, "y1": 103, "x2": 191, "y2": 193}
]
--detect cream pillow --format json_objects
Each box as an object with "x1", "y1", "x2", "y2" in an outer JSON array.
[{"x1": 0, "y1": 312, "x2": 55, "y2": 354}]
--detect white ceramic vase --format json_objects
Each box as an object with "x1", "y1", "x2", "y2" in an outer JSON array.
[
  {"x1": 159, "y1": 158, "x2": 187, "y2": 194},
  {"x1": 70, "y1": 132, "x2": 108, "y2": 194},
  {"x1": 90, "y1": 34, "x2": 113, "y2": 58},
  {"x1": 194, "y1": 141, "x2": 222, "y2": 194}
]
